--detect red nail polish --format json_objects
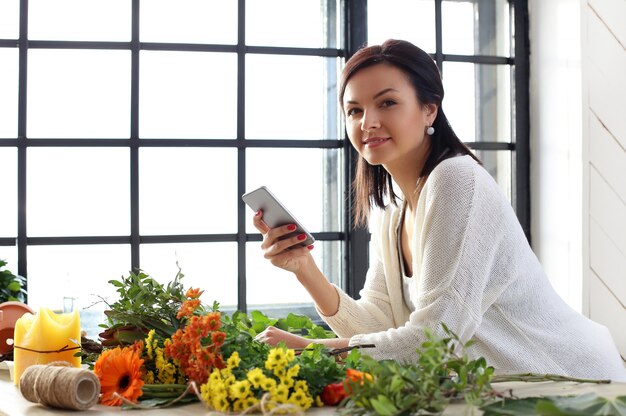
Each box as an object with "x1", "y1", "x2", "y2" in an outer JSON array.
[
  {"x1": 307, "y1": 245, "x2": 314, "y2": 250},
  {"x1": 297, "y1": 233, "x2": 306, "y2": 241},
  {"x1": 287, "y1": 224, "x2": 297, "y2": 231}
]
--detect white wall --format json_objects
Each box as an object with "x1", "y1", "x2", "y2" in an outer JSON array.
[
  {"x1": 530, "y1": 0, "x2": 626, "y2": 359},
  {"x1": 581, "y1": 0, "x2": 626, "y2": 359}
]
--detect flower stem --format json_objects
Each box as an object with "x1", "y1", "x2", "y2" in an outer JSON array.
[{"x1": 492, "y1": 373, "x2": 611, "y2": 384}]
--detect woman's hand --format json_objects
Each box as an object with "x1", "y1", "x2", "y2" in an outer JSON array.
[
  {"x1": 254, "y1": 326, "x2": 311, "y2": 349},
  {"x1": 252, "y1": 210, "x2": 315, "y2": 274}
]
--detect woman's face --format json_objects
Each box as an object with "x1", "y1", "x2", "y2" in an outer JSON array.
[{"x1": 342, "y1": 63, "x2": 436, "y2": 170}]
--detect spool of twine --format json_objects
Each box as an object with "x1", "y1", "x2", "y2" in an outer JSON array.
[{"x1": 19, "y1": 361, "x2": 100, "y2": 411}]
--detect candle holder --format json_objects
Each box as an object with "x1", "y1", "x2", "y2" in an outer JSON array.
[{"x1": 12, "y1": 307, "x2": 81, "y2": 385}]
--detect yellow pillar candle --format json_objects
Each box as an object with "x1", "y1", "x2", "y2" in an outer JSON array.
[{"x1": 12, "y1": 307, "x2": 81, "y2": 385}]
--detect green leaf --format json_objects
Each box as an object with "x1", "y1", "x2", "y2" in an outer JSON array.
[
  {"x1": 482, "y1": 398, "x2": 541, "y2": 415},
  {"x1": 481, "y1": 395, "x2": 626, "y2": 416},
  {"x1": 370, "y1": 394, "x2": 398, "y2": 416},
  {"x1": 284, "y1": 313, "x2": 311, "y2": 329},
  {"x1": 250, "y1": 310, "x2": 270, "y2": 324}
]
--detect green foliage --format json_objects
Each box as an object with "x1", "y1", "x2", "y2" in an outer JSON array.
[
  {"x1": 0, "y1": 259, "x2": 26, "y2": 303},
  {"x1": 481, "y1": 393, "x2": 626, "y2": 416},
  {"x1": 99, "y1": 268, "x2": 189, "y2": 345},
  {"x1": 220, "y1": 311, "x2": 272, "y2": 372},
  {"x1": 220, "y1": 310, "x2": 345, "y2": 396},
  {"x1": 339, "y1": 324, "x2": 494, "y2": 415},
  {"x1": 296, "y1": 343, "x2": 348, "y2": 397},
  {"x1": 229, "y1": 309, "x2": 336, "y2": 339}
]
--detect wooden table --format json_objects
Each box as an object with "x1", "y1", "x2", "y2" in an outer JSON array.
[{"x1": 2, "y1": 364, "x2": 625, "y2": 415}]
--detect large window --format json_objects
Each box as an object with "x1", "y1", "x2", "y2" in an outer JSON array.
[{"x1": 0, "y1": 0, "x2": 528, "y2": 336}]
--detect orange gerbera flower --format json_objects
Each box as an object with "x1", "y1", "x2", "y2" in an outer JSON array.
[{"x1": 94, "y1": 345, "x2": 145, "y2": 406}]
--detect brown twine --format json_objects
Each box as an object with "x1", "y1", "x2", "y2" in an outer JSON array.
[
  {"x1": 13, "y1": 344, "x2": 81, "y2": 354},
  {"x1": 19, "y1": 361, "x2": 101, "y2": 411}
]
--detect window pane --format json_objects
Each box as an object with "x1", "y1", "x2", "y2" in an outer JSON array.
[
  {"x1": 246, "y1": 148, "x2": 342, "y2": 233},
  {"x1": 140, "y1": 148, "x2": 237, "y2": 235},
  {"x1": 442, "y1": 62, "x2": 511, "y2": 142},
  {"x1": 246, "y1": 0, "x2": 326, "y2": 47},
  {"x1": 443, "y1": 0, "x2": 511, "y2": 56},
  {"x1": 28, "y1": 0, "x2": 129, "y2": 41},
  {"x1": 368, "y1": 0, "x2": 435, "y2": 53},
  {"x1": 0, "y1": 0, "x2": 19, "y2": 39},
  {"x1": 27, "y1": 244, "x2": 130, "y2": 338},
  {"x1": 28, "y1": 50, "x2": 131, "y2": 138},
  {"x1": 246, "y1": 55, "x2": 336, "y2": 140},
  {"x1": 0, "y1": 248, "x2": 17, "y2": 274},
  {"x1": 442, "y1": 1, "x2": 474, "y2": 55},
  {"x1": 139, "y1": 51, "x2": 237, "y2": 139},
  {"x1": 140, "y1": 242, "x2": 238, "y2": 308},
  {"x1": 246, "y1": 241, "x2": 315, "y2": 305},
  {"x1": 141, "y1": 0, "x2": 237, "y2": 44},
  {"x1": 474, "y1": 149, "x2": 512, "y2": 202},
  {"x1": 0, "y1": 148, "x2": 17, "y2": 237},
  {"x1": 0, "y1": 48, "x2": 18, "y2": 138},
  {"x1": 27, "y1": 148, "x2": 130, "y2": 236},
  {"x1": 247, "y1": 240, "x2": 343, "y2": 313}
]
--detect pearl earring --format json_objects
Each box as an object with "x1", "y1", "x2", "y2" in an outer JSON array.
[{"x1": 426, "y1": 126, "x2": 435, "y2": 135}]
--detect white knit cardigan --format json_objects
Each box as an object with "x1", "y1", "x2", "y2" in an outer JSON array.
[{"x1": 319, "y1": 155, "x2": 626, "y2": 381}]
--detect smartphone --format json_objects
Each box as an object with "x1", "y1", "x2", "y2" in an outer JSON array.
[{"x1": 242, "y1": 186, "x2": 315, "y2": 247}]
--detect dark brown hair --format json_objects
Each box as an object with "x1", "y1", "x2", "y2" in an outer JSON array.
[{"x1": 340, "y1": 39, "x2": 480, "y2": 226}]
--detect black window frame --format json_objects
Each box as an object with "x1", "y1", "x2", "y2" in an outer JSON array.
[{"x1": 0, "y1": 0, "x2": 529, "y2": 310}]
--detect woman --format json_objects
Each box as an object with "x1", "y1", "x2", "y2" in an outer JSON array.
[{"x1": 252, "y1": 39, "x2": 626, "y2": 381}]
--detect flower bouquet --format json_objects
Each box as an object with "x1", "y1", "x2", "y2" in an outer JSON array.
[{"x1": 88, "y1": 269, "x2": 350, "y2": 412}]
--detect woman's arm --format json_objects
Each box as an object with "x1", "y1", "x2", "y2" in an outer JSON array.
[
  {"x1": 251, "y1": 209, "x2": 397, "y2": 339},
  {"x1": 254, "y1": 326, "x2": 350, "y2": 350}
]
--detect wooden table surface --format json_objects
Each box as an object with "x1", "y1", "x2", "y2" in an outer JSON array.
[{"x1": 2, "y1": 364, "x2": 626, "y2": 415}]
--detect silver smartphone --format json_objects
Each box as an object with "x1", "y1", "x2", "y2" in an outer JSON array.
[{"x1": 242, "y1": 186, "x2": 315, "y2": 247}]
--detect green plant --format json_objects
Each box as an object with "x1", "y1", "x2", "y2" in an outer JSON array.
[
  {"x1": 0, "y1": 259, "x2": 26, "y2": 303},
  {"x1": 339, "y1": 324, "x2": 495, "y2": 415},
  {"x1": 97, "y1": 268, "x2": 188, "y2": 346}
]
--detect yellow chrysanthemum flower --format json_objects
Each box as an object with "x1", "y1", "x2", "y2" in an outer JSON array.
[
  {"x1": 285, "y1": 349, "x2": 295, "y2": 363},
  {"x1": 315, "y1": 395, "x2": 324, "y2": 407},
  {"x1": 209, "y1": 369, "x2": 222, "y2": 383},
  {"x1": 274, "y1": 367, "x2": 287, "y2": 378},
  {"x1": 212, "y1": 393, "x2": 230, "y2": 412},
  {"x1": 232, "y1": 398, "x2": 245, "y2": 412},
  {"x1": 211, "y1": 380, "x2": 227, "y2": 397},
  {"x1": 143, "y1": 370, "x2": 155, "y2": 384},
  {"x1": 260, "y1": 377, "x2": 277, "y2": 392},
  {"x1": 145, "y1": 329, "x2": 156, "y2": 360},
  {"x1": 279, "y1": 375, "x2": 294, "y2": 389},
  {"x1": 265, "y1": 348, "x2": 288, "y2": 371},
  {"x1": 288, "y1": 389, "x2": 313, "y2": 410},
  {"x1": 220, "y1": 367, "x2": 232, "y2": 379},
  {"x1": 247, "y1": 367, "x2": 265, "y2": 388},
  {"x1": 200, "y1": 381, "x2": 211, "y2": 403},
  {"x1": 154, "y1": 347, "x2": 177, "y2": 384},
  {"x1": 229, "y1": 380, "x2": 251, "y2": 400},
  {"x1": 294, "y1": 380, "x2": 308, "y2": 392},
  {"x1": 227, "y1": 351, "x2": 241, "y2": 369},
  {"x1": 245, "y1": 396, "x2": 259, "y2": 408},
  {"x1": 272, "y1": 383, "x2": 289, "y2": 402},
  {"x1": 223, "y1": 374, "x2": 236, "y2": 389},
  {"x1": 287, "y1": 364, "x2": 300, "y2": 378}
]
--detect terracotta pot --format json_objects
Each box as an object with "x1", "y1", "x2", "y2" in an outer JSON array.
[{"x1": 0, "y1": 302, "x2": 34, "y2": 356}]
